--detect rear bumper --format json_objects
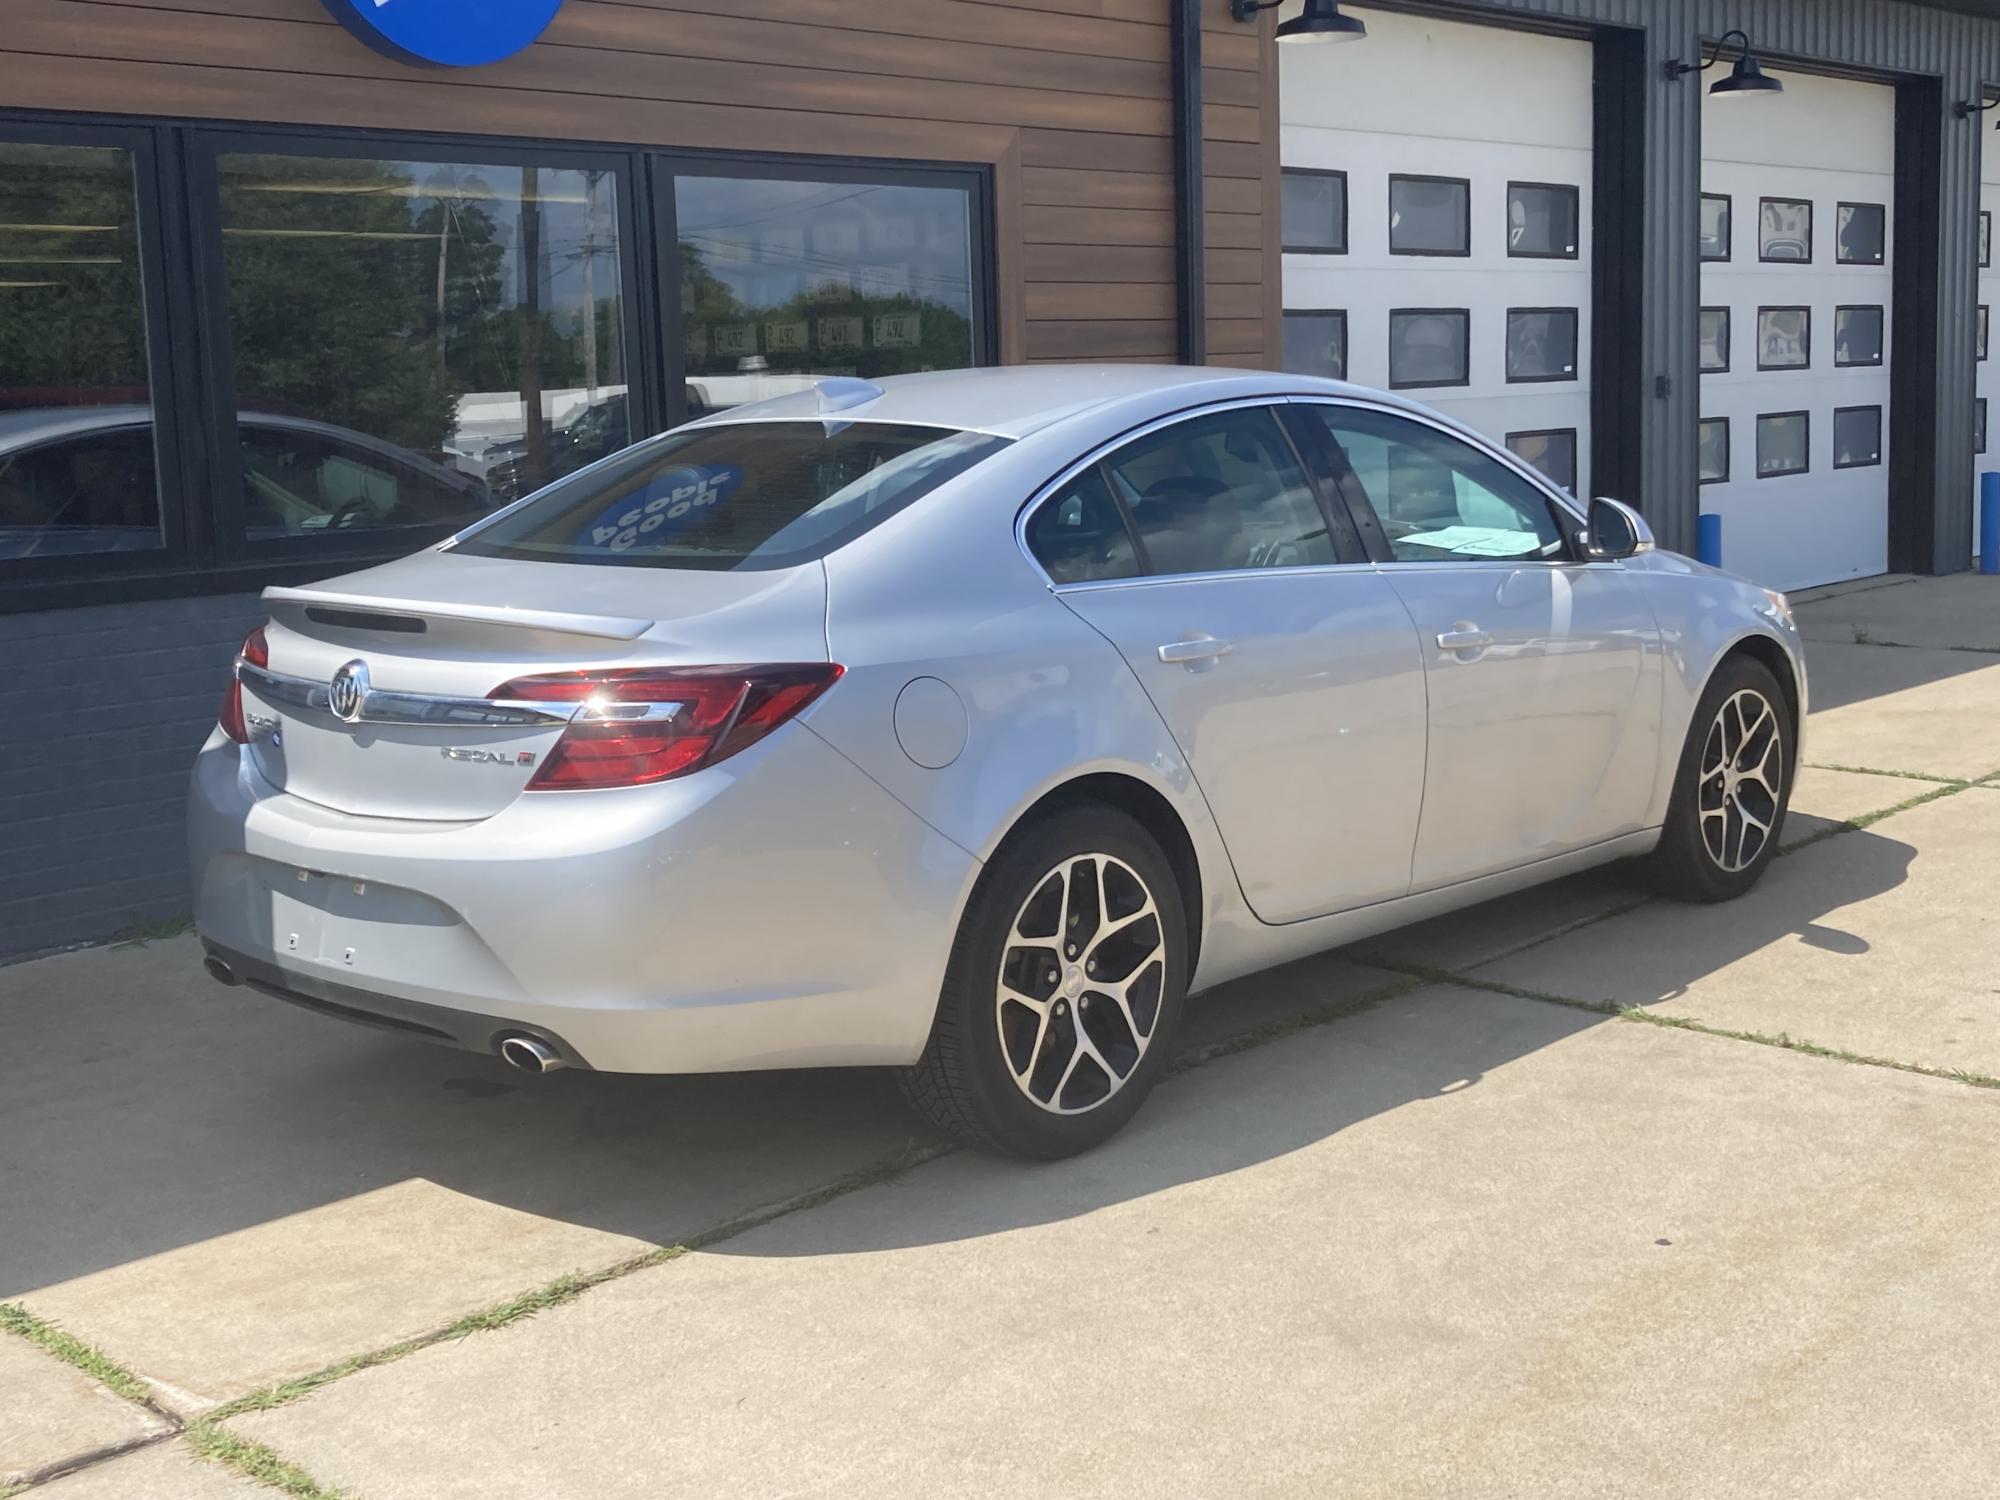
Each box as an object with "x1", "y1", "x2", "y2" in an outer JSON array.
[{"x1": 187, "y1": 724, "x2": 978, "y2": 1073}]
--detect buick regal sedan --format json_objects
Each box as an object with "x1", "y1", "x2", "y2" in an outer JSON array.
[{"x1": 189, "y1": 366, "x2": 1805, "y2": 1158}]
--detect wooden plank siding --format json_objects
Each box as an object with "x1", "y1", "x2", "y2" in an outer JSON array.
[{"x1": 0, "y1": 0, "x2": 1278, "y2": 368}]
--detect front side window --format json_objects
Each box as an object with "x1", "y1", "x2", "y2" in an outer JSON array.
[
  {"x1": 0, "y1": 140, "x2": 161, "y2": 562},
  {"x1": 456, "y1": 420, "x2": 1008, "y2": 570},
  {"x1": 1281, "y1": 169, "x2": 1346, "y2": 254},
  {"x1": 1303, "y1": 406, "x2": 1567, "y2": 564},
  {"x1": 1025, "y1": 466, "x2": 1137, "y2": 585},
  {"x1": 675, "y1": 172, "x2": 977, "y2": 418},
  {"x1": 1389, "y1": 175, "x2": 1469, "y2": 256},
  {"x1": 1282, "y1": 310, "x2": 1346, "y2": 380},
  {"x1": 215, "y1": 150, "x2": 628, "y2": 536},
  {"x1": 1101, "y1": 408, "x2": 1334, "y2": 577}
]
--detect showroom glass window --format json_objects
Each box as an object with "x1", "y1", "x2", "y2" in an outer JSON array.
[
  {"x1": 0, "y1": 137, "x2": 164, "y2": 563},
  {"x1": 673, "y1": 170, "x2": 978, "y2": 417},
  {"x1": 213, "y1": 148, "x2": 630, "y2": 544}
]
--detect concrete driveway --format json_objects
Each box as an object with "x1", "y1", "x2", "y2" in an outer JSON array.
[{"x1": 4, "y1": 574, "x2": 1997, "y2": 1498}]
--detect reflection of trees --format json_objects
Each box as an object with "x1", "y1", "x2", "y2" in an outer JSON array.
[{"x1": 0, "y1": 145, "x2": 149, "y2": 400}]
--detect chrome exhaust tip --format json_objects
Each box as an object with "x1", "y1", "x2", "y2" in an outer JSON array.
[
  {"x1": 203, "y1": 954, "x2": 239, "y2": 987},
  {"x1": 498, "y1": 1035, "x2": 566, "y2": 1075}
]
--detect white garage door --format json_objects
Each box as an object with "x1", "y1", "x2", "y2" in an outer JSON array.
[
  {"x1": 1700, "y1": 71, "x2": 1894, "y2": 592},
  {"x1": 1278, "y1": 6, "x2": 1592, "y2": 499},
  {"x1": 1977, "y1": 149, "x2": 1997, "y2": 557}
]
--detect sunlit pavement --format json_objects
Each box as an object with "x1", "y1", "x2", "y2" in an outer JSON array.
[{"x1": 5, "y1": 575, "x2": 1997, "y2": 1497}]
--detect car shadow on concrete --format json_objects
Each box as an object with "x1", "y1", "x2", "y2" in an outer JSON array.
[{"x1": 0, "y1": 828, "x2": 1917, "y2": 1298}]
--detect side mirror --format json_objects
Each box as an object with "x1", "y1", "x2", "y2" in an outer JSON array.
[{"x1": 1578, "y1": 496, "x2": 1654, "y2": 561}]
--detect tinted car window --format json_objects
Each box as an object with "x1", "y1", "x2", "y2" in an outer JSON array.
[
  {"x1": 240, "y1": 421, "x2": 490, "y2": 540},
  {"x1": 0, "y1": 423, "x2": 161, "y2": 560},
  {"x1": 1101, "y1": 408, "x2": 1333, "y2": 577},
  {"x1": 1302, "y1": 406, "x2": 1567, "y2": 563},
  {"x1": 1026, "y1": 467, "x2": 1138, "y2": 584},
  {"x1": 457, "y1": 420, "x2": 1010, "y2": 570}
]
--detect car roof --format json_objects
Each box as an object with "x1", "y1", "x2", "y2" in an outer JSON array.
[{"x1": 678, "y1": 363, "x2": 1433, "y2": 440}]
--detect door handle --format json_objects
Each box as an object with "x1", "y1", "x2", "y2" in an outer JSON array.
[
  {"x1": 1436, "y1": 626, "x2": 1492, "y2": 651},
  {"x1": 1157, "y1": 635, "x2": 1234, "y2": 665}
]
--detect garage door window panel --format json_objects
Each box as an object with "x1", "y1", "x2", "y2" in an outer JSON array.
[
  {"x1": 1757, "y1": 307, "x2": 1812, "y2": 372},
  {"x1": 1699, "y1": 308, "x2": 1731, "y2": 374},
  {"x1": 1101, "y1": 408, "x2": 1338, "y2": 577},
  {"x1": 1388, "y1": 175, "x2": 1470, "y2": 258},
  {"x1": 1981, "y1": 212, "x2": 1991, "y2": 270},
  {"x1": 1759, "y1": 198, "x2": 1814, "y2": 263},
  {"x1": 1699, "y1": 418, "x2": 1730, "y2": 485},
  {"x1": 1388, "y1": 309, "x2": 1469, "y2": 390},
  {"x1": 1505, "y1": 308, "x2": 1578, "y2": 383},
  {"x1": 1505, "y1": 429, "x2": 1578, "y2": 493},
  {"x1": 1979, "y1": 305, "x2": 1989, "y2": 364},
  {"x1": 1832, "y1": 406, "x2": 1882, "y2": 470},
  {"x1": 1757, "y1": 412, "x2": 1810, "y2": 479},
  {"x1": 1834, "y1": 306, "x2": 1884, "y2": 368},
  {"x1": 1302, "y1": 405, "x2": 1568, "y2": 564},
  {"x1": 1700, "y1": 193, "x2": 1732, "y2": 262},
  {"x1": 1282, "y1": 168, "x2": 1346, "y2": 255},
  {"x1": 1506, "y1": 182, "x2": 1579, "y2": 259},
  {"x1": 1282, "y1": 310, "x2": 1346, "y2": 380},
  {"x1": 1836, "y1": 202, "x2": 1885, "y2": 266},
  {"x1": 1978, "y1": 399, "x2": 1988, "y2": 455}
]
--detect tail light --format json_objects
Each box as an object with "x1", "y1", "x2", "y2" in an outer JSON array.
[
  {"x1": 218, "y1": 625, "x2": 270, "y2": 744},
  {"x1": 490, "y1": 664, "x2": 844, "y2": 790}
]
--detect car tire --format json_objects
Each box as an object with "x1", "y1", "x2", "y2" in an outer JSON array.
[
  {"x1": 899, "y1": 805, "x2": 1189, "y2": 1159},
  {"x1": 1645, "y1": 654, "x2": 1795, "y2": 903}
]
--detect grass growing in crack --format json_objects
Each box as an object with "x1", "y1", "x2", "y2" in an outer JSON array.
[
  {"x1": 1803, "y1": 761, "x2": 1964, "y2": 785},
  {"x1": 1779, "y1": 776, "x2": 1977, "y2": 853},
  {"x1": 0, "y1": 1302, "x2": 155, "y2": 1408},
  {"x1": 184, "y1": 1424, "x2": 345, "y2": 1500},
  {"x1": 109, "y1": 912, "x2": 195, "y2": 949}
]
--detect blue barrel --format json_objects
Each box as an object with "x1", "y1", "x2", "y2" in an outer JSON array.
[
  {"x1": 1982, "y1": 471, "x2": 2000, "y2": 576},
  {"x1": 1697, "y1": 512, "x2": 1723, "y2": 568}
]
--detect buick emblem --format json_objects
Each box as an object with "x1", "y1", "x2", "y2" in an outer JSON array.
[{"x1": 328, "y1": 659, "x2": 370, "y2": 724}]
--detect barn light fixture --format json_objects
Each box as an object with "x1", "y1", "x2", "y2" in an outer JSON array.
[
  {"x1": 1229, "y1": 0, "x2": 1367, "y2": 44},
  {"x1": 1951, "y1": 95, "x2": 2000, "y2": 123},
  {"x1": 1664, "y1": 29, "x2": 1784, "y2": 99}
]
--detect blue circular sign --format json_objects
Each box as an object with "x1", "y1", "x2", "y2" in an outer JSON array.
[{"x1": 321, "y1": 0, "x2": 566, "y2": 68}]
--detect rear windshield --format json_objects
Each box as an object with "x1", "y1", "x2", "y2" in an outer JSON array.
[{"x1": 452, "y1": 420, "x2": 1010, "y2": 570}]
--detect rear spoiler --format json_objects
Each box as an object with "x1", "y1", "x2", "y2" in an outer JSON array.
[{"x1": 262, "y1": 584, "x2": 655, "y2": 642}]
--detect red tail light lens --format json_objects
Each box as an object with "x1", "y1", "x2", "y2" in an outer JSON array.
[
  {"x1": 491, "y1": 664, "x2": 844, "y2": 790},
  {"x1": 218, "y1": 625, "x2": 270, "y2": 744}
]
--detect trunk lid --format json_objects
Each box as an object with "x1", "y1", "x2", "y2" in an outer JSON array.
[{"x1": 244, "y1": 550, "x2": 827, "y2": 821}]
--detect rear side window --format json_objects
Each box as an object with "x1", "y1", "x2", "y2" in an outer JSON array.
[
  {"x1": 455, "y1": 420, "x2": 1010, "y2": 570},
  {"x1": 1025, "y1": 468, "x2": 1138, "y2": 584},
  {"x1": 1101, "y1": 408, "x2": 1334, "y2": 577}
]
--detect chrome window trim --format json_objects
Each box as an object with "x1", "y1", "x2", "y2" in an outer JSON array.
[{"x1": 234, "y1": 660, "x2": 651, "y2": 730}]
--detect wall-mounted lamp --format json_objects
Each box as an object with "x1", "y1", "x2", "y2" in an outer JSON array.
[
  {"x1": 1952, "y1": 96, "x2": 2000, "y2": 125},
  {"x1": 1229, "y1": 0, "x2": 1367, "y2": 44},
  {"x1": 1664, "y1": 29, "x2": 1783, "y2": 99}
]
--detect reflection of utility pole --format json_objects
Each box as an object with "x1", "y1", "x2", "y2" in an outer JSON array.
[
  {"x1": 581, "y1": 169, "x2": 600, "y2": 399},
  {"x1": 434, "y1": 197, "x2": 450, "y2": 374},
  {"x1": 518, "y1": 164, "x2": 547, "y2": 486}
]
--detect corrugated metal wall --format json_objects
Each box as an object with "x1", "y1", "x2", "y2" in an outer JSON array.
[{"x1": 1370, "y1": 0, "x2": 1997, "y2": 568}]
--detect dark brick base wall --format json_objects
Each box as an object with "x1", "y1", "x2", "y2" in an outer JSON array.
[{"x1": 1, "y1": 593, "x2": 266, "y2": 958}]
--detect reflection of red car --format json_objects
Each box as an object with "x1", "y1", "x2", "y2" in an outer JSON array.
[{"x1": 0, "y1": 406, "x2": 494, "y2": 561}]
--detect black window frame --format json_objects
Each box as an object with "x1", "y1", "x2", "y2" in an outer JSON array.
[
  {"x1": 1833, "y1": 304, "x2": 1886, "y2": 369},
  {"x1": 1756, "y1": 410, "x2": 1812, "y2": 479},
  {"x1": 0, "y1": 112, "x2": 998, "y2": 613},
  {"x1": 1387, "y1": 173, "x2": 1471, "y2": 259},
  {"x1": 1699, "y1": 306, "x2": 1731, "y2": 374},
  {"x1": 1756, "y1": 305, "x2": 1813, "y2": 372},
  {"x1": 1280, "y1": 166, "x2": 1348, "y2": 255},
  {"x1": 1505, "y1": 180, "x2": 1580, "y2": 261},
  {"x1": 1758, "y1": 196, "x2": 1815, "y2": 264},
  {"x1": 1281, "y1": 308, "x2": 1347, "y2": 381},
  {"x1": 1387, "y1": 307, "x2": 1471, "y2": 390},
  {"x1": 1699, "y1": 192, "x2": 1732, "y2": 263},
  {"x1": 0, "y1": 118, "x2": 198, "y2": 602},
  {"x1": 1504, "y1": 427, "x2": 1580, "y2": 493},
  {"x1": 1697, "y1": 417, "x2": 1730, "y2": 485},
  {"x1": 1831, "y1": 404, "x2": 1883, "y2": 470},
  {"x1": 1834, "y1": 200, "x2": 1887, "y2": 266},
  {"x1": 1504, "y1": 306, "x2": 1580, "y2": 384}
]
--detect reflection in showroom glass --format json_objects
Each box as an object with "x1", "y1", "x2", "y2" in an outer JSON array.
[{"x1": 0, "y1": 142, "x2": 162, "y2": 561}]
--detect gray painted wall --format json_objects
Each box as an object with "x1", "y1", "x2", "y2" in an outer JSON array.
[{"x1": 1, "y1": 593, "x2": 263, "y2": 957}]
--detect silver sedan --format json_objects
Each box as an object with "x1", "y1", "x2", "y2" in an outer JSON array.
[{"x1": 188, "y1": 366, "x2": 1806, "y2": 1158}]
